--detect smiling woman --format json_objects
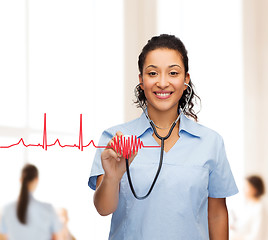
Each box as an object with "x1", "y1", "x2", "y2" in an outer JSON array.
[
  {"x1": 136, "y1": 35, "x2": 200, "y2": 122},
  {"x1": 139, "y1": 48, "x2": 189, "y2": 118},
  {"x1": 88, "y1": 34, "x2": 238, "y2": 240}
]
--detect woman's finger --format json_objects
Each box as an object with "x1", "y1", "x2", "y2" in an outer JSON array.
[
  {"x1": 105, "y1": 131, "x2": 124, "y2": 157},
  {"x1": 115, "y1": 131, "x2": 123, "y2": 137}
]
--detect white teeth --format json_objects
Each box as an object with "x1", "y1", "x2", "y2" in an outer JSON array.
[{"x1": 156, "y1": 93, "x2": 171, "y2": 96}]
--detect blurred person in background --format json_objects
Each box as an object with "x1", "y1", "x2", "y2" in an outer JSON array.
[
  {"x1": 57, "y1": 208, "x2": 76, "y2": 240},
  {"x1": 230, "y1": 175, "x2": 266, "y2": 240},
  {"x1": 0, "y1": 164, "x2": 62, "y2": 240}
]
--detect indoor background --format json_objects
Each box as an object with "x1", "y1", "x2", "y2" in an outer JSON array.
[{"x1": 0, "y1": 0, "x2": 267, "y2": 239}]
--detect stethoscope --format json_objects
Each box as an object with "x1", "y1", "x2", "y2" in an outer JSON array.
[{"x1": 125, "y1": 82, "x2": 193, "y2": 200}]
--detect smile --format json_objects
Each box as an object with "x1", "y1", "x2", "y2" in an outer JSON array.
[{"x1": 154, "y1": 92, "x2": 173, "y2": 99}]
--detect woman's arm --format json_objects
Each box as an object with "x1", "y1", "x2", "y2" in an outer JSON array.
[
  {"x1": 0, "y1": 234, "x2": 7, "y2": 240},
  {"x1": 94, "y1": 174, "x2": 120, "y2": 216},
  {"x1": 93, "y1": 132, "x2": 136, "y2": 216},
  {"x1": 52, "y1": 233, "x2": 61, "y2": 240},
  {"x1": 208, "y1": 197, "x2": 228, "y2": 240}
]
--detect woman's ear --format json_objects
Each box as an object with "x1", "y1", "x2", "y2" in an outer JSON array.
[
  {"x1": 139, "y1": 74, "x2": 144, "y2": 90},
  {"x1": 184, "y1": 73, "x2": 190, "y2": 90}
]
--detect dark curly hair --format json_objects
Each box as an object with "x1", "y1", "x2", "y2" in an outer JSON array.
[{"x1": 135, "y1": 34, "x2": 200, "y2": 121}]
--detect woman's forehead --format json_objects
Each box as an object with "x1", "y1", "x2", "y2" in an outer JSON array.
[{"x1": 144, "y1": 48, "x2": 184, "y2": 68}]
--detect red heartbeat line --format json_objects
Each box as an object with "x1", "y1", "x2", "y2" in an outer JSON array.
[{"x1": 0, "y1": 114, "x2": 160, "y2": 154}]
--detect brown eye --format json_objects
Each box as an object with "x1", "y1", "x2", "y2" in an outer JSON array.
[
  {"x1": 170, "y1": 71, "x2": 179, "y2": 76},
  {"x1": 148, "y1": 72, "x2": 157, "y2": 76}
]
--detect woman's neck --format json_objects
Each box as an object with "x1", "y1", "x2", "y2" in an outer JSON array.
[{"x1": 147, "y1": 105, "x2": 179, "y2": 129}]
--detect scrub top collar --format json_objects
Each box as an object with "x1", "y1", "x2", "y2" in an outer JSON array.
[
  {"x1": 134, "y1": 110, "x2": 152, "y2": 138},
  {"x1": 179, "y1": 112, "x2": 201, "y2": 138},
  {"x1": 135, "y1": 108, "x2": 201, "y2": 138}
]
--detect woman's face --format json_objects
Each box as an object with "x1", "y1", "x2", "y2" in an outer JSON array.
[{"x1": 139, "y1": 48, "x2": 190, "y2": 114}]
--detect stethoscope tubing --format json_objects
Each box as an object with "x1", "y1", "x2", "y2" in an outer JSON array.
[
  {"x1": 125, "y1": 83, "x2": 192, "y2": 200},
  {"x1": 125, "y1": 122, "x2": 176, "y2": 200}
]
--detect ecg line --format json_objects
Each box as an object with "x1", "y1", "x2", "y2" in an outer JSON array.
[{"x1": 0, "y1": 114, "x2": 160, "y2": 154}]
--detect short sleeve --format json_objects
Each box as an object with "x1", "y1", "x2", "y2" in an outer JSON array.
[
  {"x1": 88, "y1": 130, "x2": 113, "y2": 190},
  {"x1": 208, "y1": 137, "x2": 239, "y2": 198},
  {"x1": 49, "y1": 205, "x2": 62, "y2": 234}
]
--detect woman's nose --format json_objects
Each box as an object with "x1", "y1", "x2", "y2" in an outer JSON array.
[{"x1": 156, "y1": 75, "x2": 169, "y2": 89}]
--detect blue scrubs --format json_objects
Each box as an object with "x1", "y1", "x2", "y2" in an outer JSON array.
[
  {"x1": 89, "y1": 112, "x2": 238, "y2": 239},
  {"x1": 0, "y1": 195, "x2": 62, "y2": 240}
]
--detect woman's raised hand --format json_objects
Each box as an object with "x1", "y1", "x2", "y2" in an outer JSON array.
[{"x1": 101, "y1": 131, "x2": 137, "y2": 182}]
